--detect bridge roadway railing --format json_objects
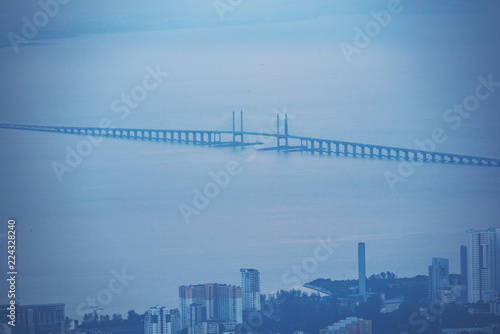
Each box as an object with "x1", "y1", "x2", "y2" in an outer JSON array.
[
  {"x1": 1, "y1": 123, "x2": 499, "y2": 167},
  {"x1": 0, "y1": 123, "x2": 229, "y2": 145},
  {"x1": 238, "y1": 131, "x2": 500, "y2": 167},
  {"x1": 281, "y1": 134, "x2": 500, "y2": 167}
]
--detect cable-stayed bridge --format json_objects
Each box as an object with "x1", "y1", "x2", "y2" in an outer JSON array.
[{"x1": 1, "y1": 112, "x2": 499, "y2": 167}]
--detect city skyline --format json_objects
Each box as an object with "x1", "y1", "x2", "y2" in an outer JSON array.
[
  {"x1": 10, "y1": 228, "x2": 500, "y2": 319},
  {"x1": 72, "y1": 230, "x2": 500, "y2": 319},
  {"x1": 4, "y1": 227, "x2": 500, "y2": 333}
]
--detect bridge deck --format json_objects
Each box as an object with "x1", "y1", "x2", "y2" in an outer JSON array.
[{"x1": 1, "y1": 122, "x2": 499, "y2": 167}]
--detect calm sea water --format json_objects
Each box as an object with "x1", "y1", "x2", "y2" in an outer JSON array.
[{"x1": 1, "y1": 12, "x2": 499, "y2": 319}]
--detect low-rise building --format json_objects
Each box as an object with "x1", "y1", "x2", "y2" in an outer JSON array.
[
  {"x1": 320, "y1": 317, "x2": 371, "y2": 334},
  {"x1": 0, "y1": 303, "x2": 65, "y2": 334}
]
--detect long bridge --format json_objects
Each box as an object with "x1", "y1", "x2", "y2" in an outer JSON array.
[{"x1": 1, "y1": 112, "x2": 499, "y2": 167}]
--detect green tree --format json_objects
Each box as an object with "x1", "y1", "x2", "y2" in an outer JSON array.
[{"x1": 127, "y1": 310, "x2": 142, "y2": 324}]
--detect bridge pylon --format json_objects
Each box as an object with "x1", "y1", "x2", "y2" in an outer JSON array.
[
  {"x1": 277, "y1": 113, "x2": 280, "y2": 148},
  {"x1": 232, "y1": 110, "x2": 236, "y2": 144},
  {"x1": 285, "y1": 113, "x2": 289, "y2": 148},
  {"x1": 240, "y1": 110, "x2": 244, "y2": 144},
  {"x1": 232, "y1": 110, "x2": 244, "y2": 146}
]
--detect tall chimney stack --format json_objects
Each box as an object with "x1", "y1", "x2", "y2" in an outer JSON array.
[{"x1": 358, "y1": 242, "x2": 366, "y2": 301}]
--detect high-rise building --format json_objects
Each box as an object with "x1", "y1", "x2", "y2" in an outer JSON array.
[
  {"x1": 169, "y1": 309, "x2": 181, "y2": 334},
  {"x1": 144, "y1": 306, "x2": 180, "y2": 334},
  {"x1": 179, "y1": 283, "x2": 242, "y2": 331},
  {"x1": 460, "y1": 245, "x2": 468, "y2": 302},
  {"x1": 428, "y1": 257, "x2": 450, "y2": 300},
  {"x1": 358, "y1": 243, "x2": 366, "y2": 301},
  {"x1": 0, "y1": 303, "x2": 65, "y2": 334},
  {"x1": 188, "y1": 304, "x2": 206, "y2": 330},
  {"x1": 240, "y1": 269, "x2": 261, "y2": 311},
  {"x1": 466, "y1": 228, "x2": 500, "y2": 303}
]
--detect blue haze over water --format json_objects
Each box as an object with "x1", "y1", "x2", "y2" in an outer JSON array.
[{"x1": 0, "y1": 0, "x2": 500, "y2": 320}]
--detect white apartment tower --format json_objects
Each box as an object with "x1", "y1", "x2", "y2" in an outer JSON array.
[
  {"x1": 240, "y1": 269, "x2": 261, "y2": 311},
  {"x1": 466, "y1": 228, "x2": 500, "y2": 303},
  {"x1": 145, "y1": 306, "x2": 180, "y2": 334},
  {"x1": 179, "y1": 283, "x2": 242, "y2": 331}
]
